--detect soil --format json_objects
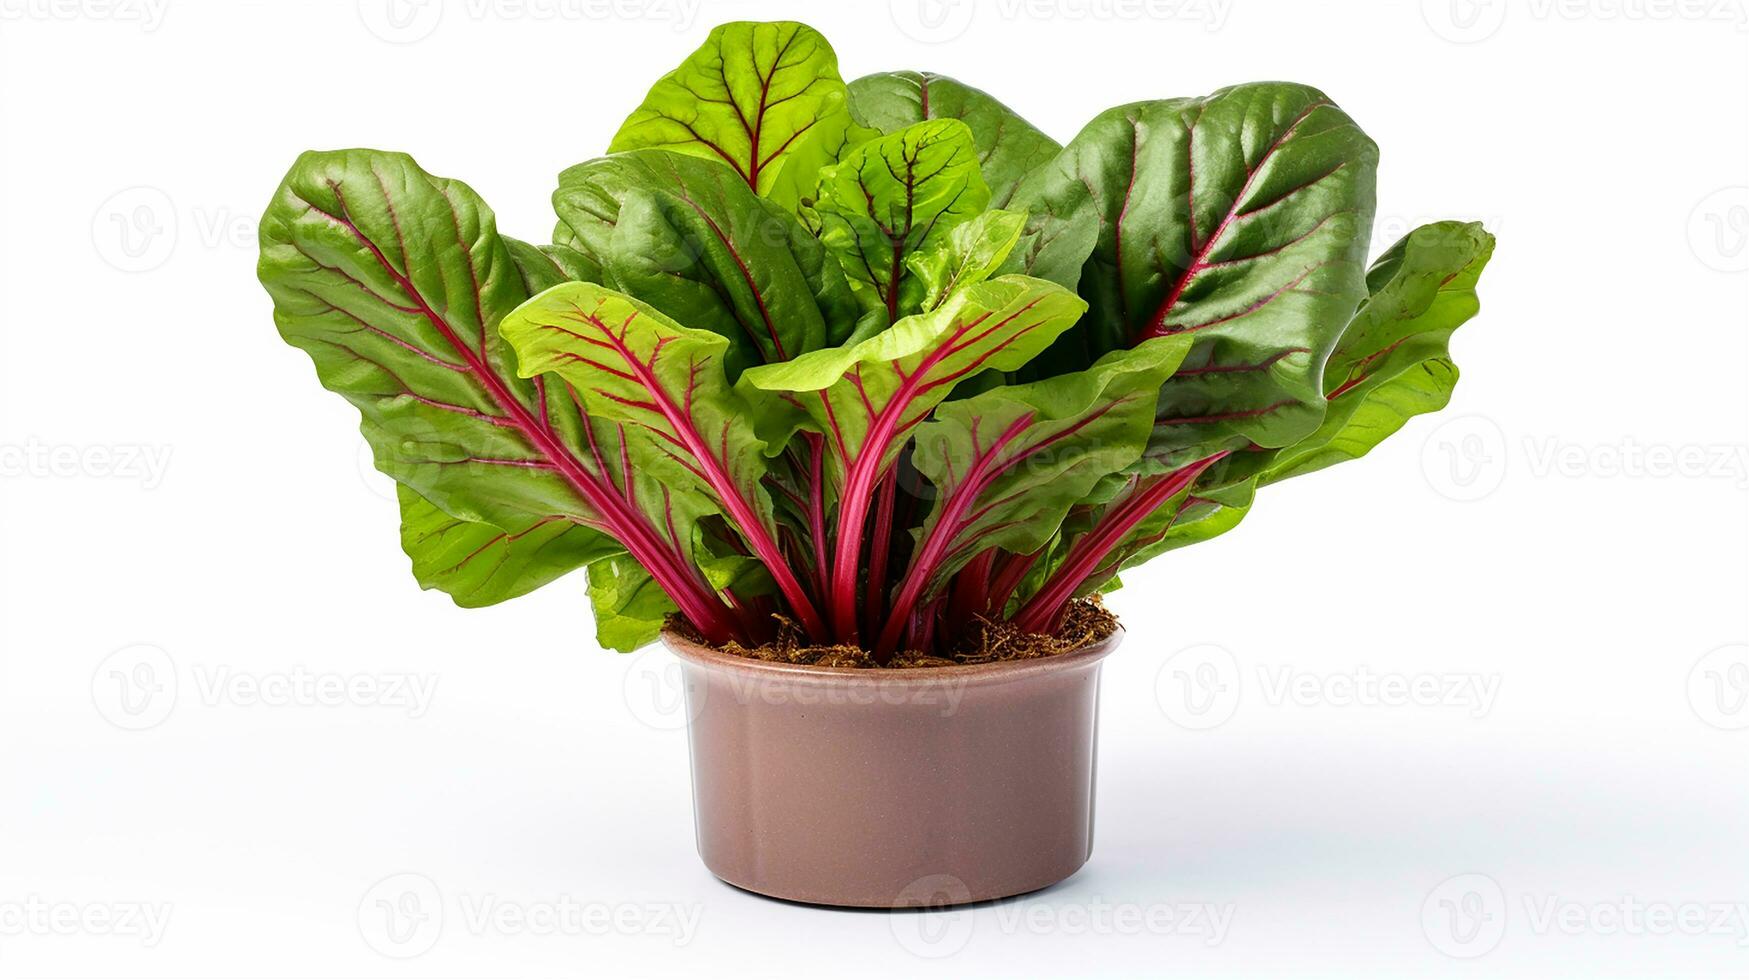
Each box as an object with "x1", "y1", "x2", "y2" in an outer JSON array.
[{"x1": 666, "y1": 597, "x2": 1119, "y2": 669}]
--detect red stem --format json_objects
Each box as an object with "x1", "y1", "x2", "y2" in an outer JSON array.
[
  {"x1": 826, "y1": 303, "x2": 1035, "y2": 641},
  {"x1": 1012, "y1": 452, "x2": 1228, "y2": 634},
  {"x1": 309, "y1": 191, "x2": 735, "y2": 641},
  {"x1": 863, "y1": 464, "x2": 900, "y2": 636},
  {"x1": 564, "y1": 311, "x2": 829, "y2": 641},
  {"x1": 827, "y1": 418, "x2": 900, "y2": 643},
  {"x1": 945, "y1": 548, "x2": 998, "y2": 631},
  {"x1": 987, "y1": 547, "x2": 1043, "y2": 618},
  {"x1": 804, "y1": 434, "x2": 832, "y2": 602},
  {"x1": 877, "y1": 415, "x2": 1034, "y2": 656},
  {"x1": 908, "y1": 597, "x2": 942, "y2": 659},
  {"x1": 1137, "y1": 99, "x2": 1331, "y2": 342},
  {"x1": 879, "y1": 393, "x2": 1124, "y2": 651}
]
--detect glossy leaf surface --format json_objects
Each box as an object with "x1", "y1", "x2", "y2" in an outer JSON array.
[
  {"x1": 500, "y1": 281, "x2": 827, "y2": 637},
  {"x1": 1015, "y1": 83, "x2": 1378, "y2": 472},
  {"x1": 553, "y1": 149, "x2": 858, "y2": 377},
  {"x1": 260, "y1": 149, "x2": 734, "y2": 637},
  {"x1": 610, "y1": 21, "x2": 851, "y2": 206},
  {"x1": 848, "y1": 70, "x2": 1061, "y2": 207},
  {"x1": 889, "y1": 338, "x2": 1192, "y2": 646},
  {"x1": 813, "y1": 119, "x2": 990, "y2": 319}
]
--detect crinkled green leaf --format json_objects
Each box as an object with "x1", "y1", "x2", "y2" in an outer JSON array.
[
  {"x1": 552, "y1": 149, "x2": 858, "y2": 378},
  {"x1": 501, "y1": 282, "x2": 774, "y2": 518},
  {"x1": 500, "y1": 281, "x2": 830, "y2": 638},
  {"x1": 503, "y1": 237, "x2": 574, "y2": 295},
  {"x1": 587, "y1": 517, "x2": 780, "y2": 654},
  {"x1": 906, "y1": 209, "x2": 1027, "y2": 313},
  {"x1": 695, "y1": 538, "x2": 778, "y2": 598},
  {"x1": 1122, "y1": 221, "x2": 1495, "y2": 566},
  {"x1": 741, "y1": 275, "x2": 1088, "y2": 484},
  {"x1": 396, "y1": 484, "x2": 615, "y2": 607},
  {"x1": 847, "y1": 70, "x2": 1061, "y2": 208},
  {"x1": 744, "y1": 273, "x2": 1087, "y2": 641},
  {"x1": 261, "y1": 151, "x2": 608, "y2": 545},
  {"x1": 1104, "y1": 475, "x2": 1255, "y2": 575},
  {"x1": 814, "y1": 118, "x2": 991, "y2": 319},
  {"x1": 609, "y1": 20, "x2": 850, "y2": 209},
  {"x1": 586, "y1": 554, "x2": 675, "y2": 652},
  {"x1": 262, "y1": 24, "x2": 1500, "y2": 656},
  {"x1": 259, "y1": 149, "x2": 735, "y2": 632},
  {"x1": 1008, "y1": 451, "x2": 1219, "y2": 632},
  {"x1": 537, "y1": 241, "x2": 605, "y2": 286},
  {"x1": 1000, "y1": 157, "x2": 1101, "y2": 294},
  {"x1": 1262, "y1": 220, "x2": 1495, "y2": 483},
  {"x1": 1014, "y1": 84, "x2": 1379, "y2": 475},
  {"x1": 902, "y1": 338, "x2": 1192, "y2": 600}
]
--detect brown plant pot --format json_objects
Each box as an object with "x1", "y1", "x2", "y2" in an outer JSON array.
[{"x1": 661, "y1": 627, "x2": 1122, "y2": 908}]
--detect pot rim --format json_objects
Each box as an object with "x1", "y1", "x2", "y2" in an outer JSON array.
[{"x1": 659, "y1": 624, "x2": 1124, "y2": 688}]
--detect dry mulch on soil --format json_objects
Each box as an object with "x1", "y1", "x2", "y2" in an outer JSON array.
[{"x1": 667, "y1": 597, "x2": 1119, "y2": 669}]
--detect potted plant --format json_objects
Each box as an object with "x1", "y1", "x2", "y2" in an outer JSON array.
[{"x1": 257, "y1": 20, "x2": 1495, "y2": 907}]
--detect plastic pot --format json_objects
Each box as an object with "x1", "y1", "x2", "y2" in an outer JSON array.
[{"x1": 661, "y1": 627, "x2": 1122, "y2": 908}]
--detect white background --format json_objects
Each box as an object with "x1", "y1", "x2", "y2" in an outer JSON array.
[{"x1": 2, "y1": 0, "x2": 1746, "y2": 976}]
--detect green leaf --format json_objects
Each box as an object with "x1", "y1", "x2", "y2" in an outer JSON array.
[
  {"x1": 1120, "y1": 220, "x2": 1496, "y2": 566},
  {"x1": 499, "y1": 280, "x2": 830, "y2": 639},
  {"x1": 585, "y1": 518, "x2": 780, "y2": 654},
  {"x1": 847, "y1": 70, "x2": 1061, "y2": 208},
  {"x1": 263, "y1": 33, "x2": 1500, "y2": 656},
  {"x1": 905, "y1": 209, "x2": 1027, "y2": 312},
  {"x1": 501, "y1": 282, "x2": 772, "y2": 513},
  {"x1": 694, "y1": 520, "x2": 779, "y2": 597},
  {"x1": 1083, "y1": 465, "x2": 1221, "y2": 589},
  {"x1": 1262, "y1": 220, "x2": 1496, "y2": 483},
  {"x1": 1018, "y1": 84, "x2": 1380, "y2": 468},
  {"x1": 1106, "y1": 475, "x2": 1255, "y2": 574},
  {"x1": 814, "y1": 118, "x2": 991, "y2": 319},
  {"x1": 586, "y1": 554, "x2": 676, "y2": 652},
  {"x1": 261, "y1": 149, "x2": 595, "y2": 534},
  {"x1": 1009, "y1": 452, "x2": 1221, "y2": 632},
  {"x1": 901, "y1": 338, "x2": 1193, "y2": 601},
  {"x1": 504, "y1": 234, "x2": 608, "y2": 295},
  {"x1": 552, "y1": 149, "x2": 858, "y2": 378},
  {"x1": 609, "y1": 20, "x2": 851, "y2": 208},
  {"x1": 740, "y1": 275, "x2": 1088, "y2": 485},
  {"x1": 259, "y1": 149, "x2": 733, "y2": 633},
  {"x1": 396, "y1": 484, "x2": 615, "y2": 607},
  {"x1": 1000, "y1": 158, "x2": 1101, "y2": 294}
]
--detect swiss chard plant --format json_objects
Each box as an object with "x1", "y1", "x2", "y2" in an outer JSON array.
[{"x1": 259, "y1": 20, "x2": 1495, "y2": 662}]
